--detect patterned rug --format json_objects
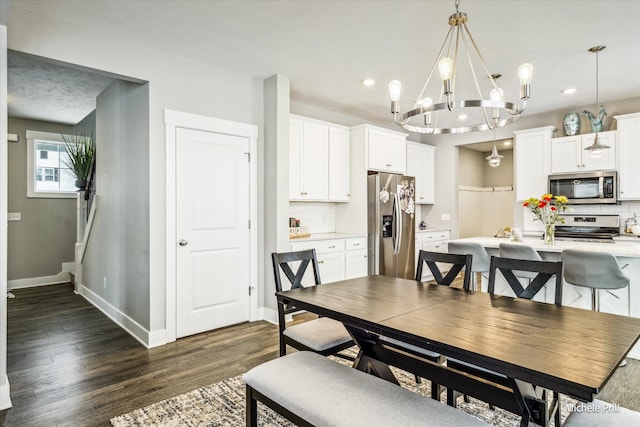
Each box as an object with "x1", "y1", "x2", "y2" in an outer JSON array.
[{"x1": 111, "y1": 359, "x2": 574, "y2": 427}]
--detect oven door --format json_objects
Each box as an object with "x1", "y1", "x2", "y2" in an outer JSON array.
[{"x1": 548, "y1": 172, "x2": 617, "y2": 204}]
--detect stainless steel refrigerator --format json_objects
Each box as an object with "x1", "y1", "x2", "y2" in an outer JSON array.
[{"x1": 368, "y1": 173, "x2": 415, "y2": 279}]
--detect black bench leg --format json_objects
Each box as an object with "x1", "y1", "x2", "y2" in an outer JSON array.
[{"x1": 246, "y1": 384, "x2": 257, "y2": 427}]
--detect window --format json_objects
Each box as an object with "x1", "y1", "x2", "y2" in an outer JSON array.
[{"x1": 27, "y1": 130, "x2": 78, "y2": 198}]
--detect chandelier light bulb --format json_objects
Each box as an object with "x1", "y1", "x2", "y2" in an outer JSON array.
[
  {"x1": 388, "y1": 80, "x2": 402, "y2": 102},
  {"x1": 518, "y1": 63, "x2": 533, "y2": 85},
  {"x1": 438, "y1": 58, "x2": 453, "y2": 81},
  {"x1": 490, "y1": 88, "x2": 504, "y2": 102}
]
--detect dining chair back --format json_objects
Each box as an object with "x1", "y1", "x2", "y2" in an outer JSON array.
[
  {"x1": 416, "y1": 250, "x2": 473, "y2": 291},
  {"x1": 272, "y1": 250, "x2": 354, "y2": 358},
  {"x1": 447, "y1": 241, "x2": 491, "y2": 291},
  {"x1": 488, "y1": 255, "x2": 563, "y2": 305}
]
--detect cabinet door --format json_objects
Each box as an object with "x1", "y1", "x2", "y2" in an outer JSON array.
[
  {"x1": 387, "y1": 134, "x2": 407, "y2": 174},
  {"x1": 317, "y1": 251, "x2": 345, "y2": 284},
  {"x1": 514, "y1": 127, "x2": 554, "y2": 201},
  {"x1": 328, "y1": 127, "x2": 350, "y2": 201},
  {"x1": 618, "y1": 114, "x2": 640, "y2": 200},
  {"x1": 407, "y1": 143, "x2": 435, "y2": 204},
  {"x1": 301, "y1": 121, "x2": 329, "y2": 200},
  {"x1": 345, "y1": 249, "x2": 368, "y2": 279},
  {"x1": 599, "y1": 287, "x2": 630, "y2": 316},
  {"x1": 581, "y1": 131, "x2": 616, "y2": 171},
  {"x1": 367, "y1": 129, "x2": 406, "y2": 174},
  {"x1": 289, "y1": 118, "x2": 304, "y2": 200},
  {"x1": 551, "y1": 135, "x2": 580, "y2": 173}
]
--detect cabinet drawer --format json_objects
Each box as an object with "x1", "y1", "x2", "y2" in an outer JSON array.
[
  {"x1": 345, "y1": 237, "x2": 367, "y2": 250},
  {"x1": 419, "y1": 230, "x2": 450, "y2": 242},
  {"x1": 290, "y1": 239, "x2": 344, "y2": 254}
]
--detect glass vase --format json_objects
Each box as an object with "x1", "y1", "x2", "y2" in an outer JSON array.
[{"x1": 544, "y1": 223, "x2": 555, "y2": 246}]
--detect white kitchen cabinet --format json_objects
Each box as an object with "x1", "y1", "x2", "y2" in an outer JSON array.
[
  {"x1": 289, "y1": 117, "x2": 329, "y2": 201},
  {"x1": 328, "y1": 126, "x2": 351, "y2": 202},
  {"x1": 513, "y1": 126, "x2": 555, "y2": 201},
  {"x1": 415, "y1": 230, "x2": 450, "y2": 281},
  {"x1": 290, "y1": 236, "x2": 368, "y2": 283},
  {"x1": 550, "y1": 131, "x2": 616, "y2": 174},
  {"x1": 351, "y1": 124, "x2": 407, "y2": 174},
  {"x1": 345, "y1": 236, "x2": 368, "y2": 279},
  {"x1": 615, "y1": 113, "x2": 640, "y2": 200},
  {"x1": 406, "y1": 142, "x2": 435, "y2": 204}
]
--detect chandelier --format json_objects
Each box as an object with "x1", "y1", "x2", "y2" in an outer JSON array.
[
  {"x1": 583, "y1": 46, "x2": 609, "y2": 158},
  {"x1": 388, "y1": 0, "x2": 533, "y2": 134}
]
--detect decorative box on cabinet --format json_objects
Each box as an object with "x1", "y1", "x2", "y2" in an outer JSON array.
[
  {"x1": 615, "y1": 113, "x2": 640, "y2": 200},
  {"x1": 415, "y1": 230, "x2": 450, "y2": 281},
  {"x1": 513, "y1": 126, "x2": 555, "y2": 202},
  {"x1": 406, "y1": 142, "x2": 435, "y2": 204},
  {"x1": 550, "y1": 131, "x2": 616, "y2": 174}
]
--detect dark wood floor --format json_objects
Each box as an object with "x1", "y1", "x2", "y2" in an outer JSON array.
[{"x1": 1, "y1": 283, "x2": 639, "y2": 426}]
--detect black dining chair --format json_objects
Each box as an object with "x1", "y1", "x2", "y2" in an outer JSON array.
[
  {"x1": 415, "y1": 250, "x2": 473, "y2": 290},
  {"x1": 271, "y1": 249, "x2": 354, "y2": 360},
  {"x1": 380, "y1": 249, "x2": 472, "y2": 399},
  {"x1": 448, "y1": 255, "x2": 563, "y2": 424}
]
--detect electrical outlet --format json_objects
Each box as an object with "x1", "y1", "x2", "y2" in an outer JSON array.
[
  {"x1": 103, "y1": 277, "x2": 107, "y2": 288},
  {"x1": 7, "y1": 213, "x2": 21, "y2": 221},
  {"x1": 441, "y1": 213, "x2": 451, "y2": 221}
]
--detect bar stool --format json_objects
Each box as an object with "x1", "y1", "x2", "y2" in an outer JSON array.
[
  {"x1": 561, "y1": 248, "x2": 630, "y2": 367},
  {"x1": 447, "y1": 241, "x2": 490, "y2": 291},
  {"x1": 499, "y1": 242, "x2": 542, "y2": 280}
]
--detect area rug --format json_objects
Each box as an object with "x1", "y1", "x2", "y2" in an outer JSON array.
[{"x1": 111, "y1": 362, "x2": 574, "y2": 427}]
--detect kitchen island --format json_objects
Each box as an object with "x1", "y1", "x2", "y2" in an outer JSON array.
[{"x1": 449, "y1": 236, "x2": 640, "y2": 359}]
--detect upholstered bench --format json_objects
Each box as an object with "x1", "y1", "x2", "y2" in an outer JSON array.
[
  {"x1": 243, "y1": 351, "x2": 490, "y2": 427},
  {"x1": 563, "y1": 399, "x2": 640, "y2": 427}
]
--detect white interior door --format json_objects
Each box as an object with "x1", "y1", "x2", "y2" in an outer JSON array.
[{"x1": 176, "y1": 128, "x2": 250, "y2": 338}]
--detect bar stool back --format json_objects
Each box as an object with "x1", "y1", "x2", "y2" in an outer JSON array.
[
  {"x1": 499, "y1": 242, "x2": 542, "y2": 279},
  {"x1": 447, "y1": 241, "x2": 490, "y2": 291},
  {"x1": 561, "y1": 249, "x2": 630, "y2": 312}
]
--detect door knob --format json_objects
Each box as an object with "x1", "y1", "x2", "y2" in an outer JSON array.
[{"x1": 179, "y1": 239, "x2": 188, "y2": 246}]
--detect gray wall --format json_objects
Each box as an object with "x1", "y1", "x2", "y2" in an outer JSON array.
[
  {"x1": 84, "y1": 80, "x2": 150, "y2": 329},
  {"x1": 7, "y1": 117, "x2": 75, "y2": 280},
  {"x1": 482, "y1": 148, "x2": 513, "y2": 187}
]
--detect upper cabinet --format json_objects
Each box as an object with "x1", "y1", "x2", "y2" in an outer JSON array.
[
  {"x1": 406, "y1": 142, "x2": 435, "y2": 204},
  {"x1": 615, "y1": 113, "x2": 640, "y2": 200},
  {"x1": 289, "y1": 115, "x2": 350, "y2": 202},
  {"x1": 352, "y1": 124, "x2": 407, "y2": 174},
  {"x1": 550, "y1": 131, "x2": 616, "y2": 174},
  {"x1": 328, "y1": 127, "x2": 351, "y2": 202},
  {"x1": 513, "y1": 126, "x2": 555, "y2": 201}
]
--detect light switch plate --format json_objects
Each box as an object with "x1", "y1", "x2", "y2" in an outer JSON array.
[
  {"x1": 440, "y1": 213, "x2": 451, "y2": 221},
  {"x1": 7, "y1": 213, "x2": 21, "y2": 221}
]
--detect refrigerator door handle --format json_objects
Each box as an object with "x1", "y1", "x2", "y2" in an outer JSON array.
[{"x1": 393, "y1": 192, "x2": 402, "y2": 255}]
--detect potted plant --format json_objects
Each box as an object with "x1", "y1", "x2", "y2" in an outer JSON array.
[{"x1": 62, "y1": 132, "x2": 95, "y2": 189}]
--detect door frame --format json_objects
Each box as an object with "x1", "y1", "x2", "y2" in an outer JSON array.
[{"x1": 164, "y1": 109, "x2": 258, "y2": 343}]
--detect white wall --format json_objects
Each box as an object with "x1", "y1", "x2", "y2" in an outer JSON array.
[{"x1": 7, "y1": 8, "x2": 264, "y2": 338}]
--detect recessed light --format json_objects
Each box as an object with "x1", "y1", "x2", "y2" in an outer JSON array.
[
  {"x1": 562, "y1": 88, "x2": 577, "y2": 95},
  {"x1": 362, "y1": 79, "x2": 375, "y2": 87},
  {"x1": 457, "y1": 114, "x2": 468, "y2": 121}
]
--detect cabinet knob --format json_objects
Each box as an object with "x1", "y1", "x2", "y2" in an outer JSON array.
[
  {"x1": 318, "y1": 260, "x2": 324, "y2": 264},
  {"x1": 386, "y1": 163, "x2": 392, "y2": 167},
  {"x1": 419, "y1": 197, "x2": 424, "y2": 199},
  {"x1": 328, "y1": 245, "x2": 336, "y2": 248}
]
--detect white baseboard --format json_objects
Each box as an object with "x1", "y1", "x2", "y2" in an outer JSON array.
[
  {"x1": 77, "y1": 283, "x2": 166, "y2": 349},
  {"x1": 0, "y1": 375, "x2": 12, "y2": 410},
  {"x1": 261, "y1": 307, "x2": 278, "y2": 325},
  {"x1": 8, "y1": 262, "x2": 74, "y2": 289}
]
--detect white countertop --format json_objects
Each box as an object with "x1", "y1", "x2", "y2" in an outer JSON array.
[
  {"x1": 451, "y1": 236, "x2": 640, "y2": 258},
  {"x1": 416, "y1": 227, "x2": 450, "y2": 233},
  {"x1": 289, "y1": 232, "x2": 367, "y2": 242}
]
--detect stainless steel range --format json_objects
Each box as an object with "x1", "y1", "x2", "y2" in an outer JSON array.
[{"x1": 555, "y1": 214, "x2": 620, "y2": 242}]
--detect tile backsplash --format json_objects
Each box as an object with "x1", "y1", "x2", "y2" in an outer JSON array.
[{"x1": 289, "y1": 202, "x2": 336, "y2": 234}]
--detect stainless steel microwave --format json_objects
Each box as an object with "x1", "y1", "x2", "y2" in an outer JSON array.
[{"x1": 548, "y1": 171, "x2": 617, "y2": 204}]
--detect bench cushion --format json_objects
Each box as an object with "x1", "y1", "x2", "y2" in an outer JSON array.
[
  {"x1": 283, "y1": 317, "x2": 352, "y2": 351},
  {"x1": 563, "y1": 399, "x2": 640, "y2": 427},
  {"x1": 244, "y1": 351, "x2": 490, "y2": 427}
]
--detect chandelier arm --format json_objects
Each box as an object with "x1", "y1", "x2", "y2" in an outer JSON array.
[
  {"x1": 418, "y1": 25, "x2": 455, "y2": 105},
  {"x1": 459, "y1": 24, "x2": 494, "y2": 129}
]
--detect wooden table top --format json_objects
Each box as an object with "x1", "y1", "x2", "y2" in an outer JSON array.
[{"x1": 277, "y1": 275, "x2": 640, "y2": 400}]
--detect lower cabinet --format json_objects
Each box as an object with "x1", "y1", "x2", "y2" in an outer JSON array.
[
  {"x1": 415, "y1": 230, "x2": 450, "y2": 282},
  {"x1": 290, "y1": 236, "x2": 368, "y2": 284}
]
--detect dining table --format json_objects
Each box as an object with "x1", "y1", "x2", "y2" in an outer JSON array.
[{"x1": 276, "y1": 274, "x2": 640, "y2": 427}]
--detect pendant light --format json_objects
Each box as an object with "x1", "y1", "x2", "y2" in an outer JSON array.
[
  {"x1": 486, "y1": 128, "x2": 503, "y2": 167},
  {"x1": 584, "y1": 46, "x2": 609, "y2": 158}
]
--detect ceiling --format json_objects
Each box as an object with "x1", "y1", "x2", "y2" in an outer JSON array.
[{"x1": 7, "y1": 0, "x2": 640, "y2": 134}]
